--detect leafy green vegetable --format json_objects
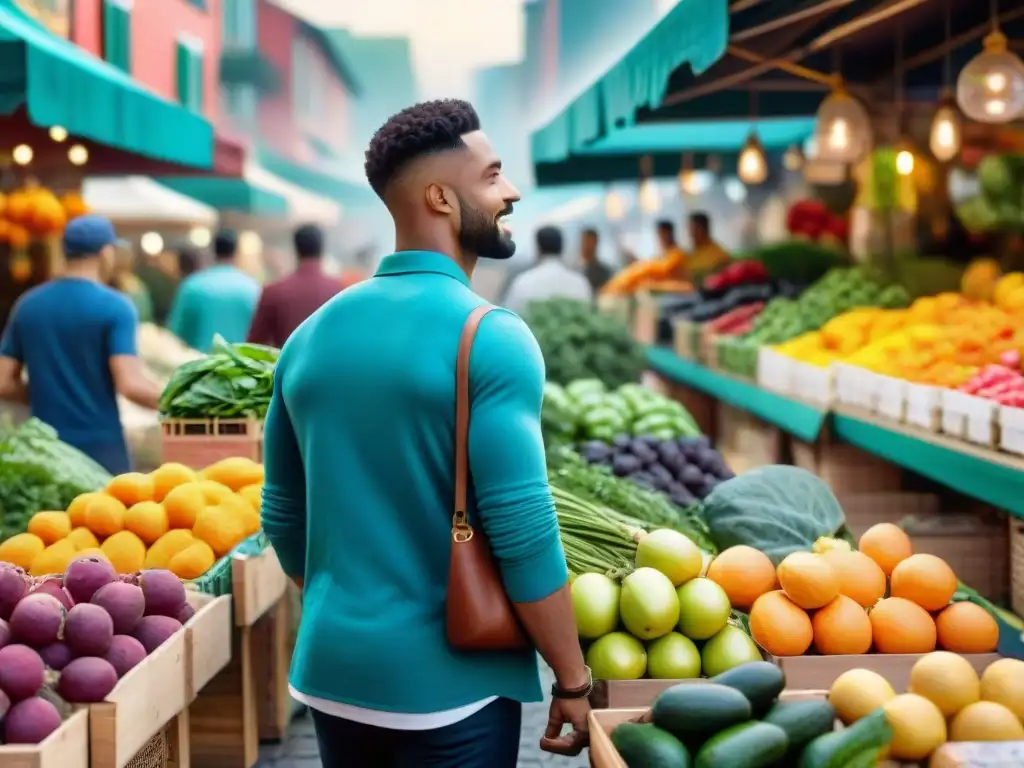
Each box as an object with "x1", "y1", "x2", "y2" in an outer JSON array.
[
  {"x1": 159, "y1": 335, "x2": 279, "y2": 419},
  {"x1": 523, "y1": 298, "x2": 645, "y2": 388},
  {"x1": 0, "y1": 418, "x2": 112, "y2": 541},
  {"x1": 702, "y1": 465, "x2": 845, "y2": 564}
]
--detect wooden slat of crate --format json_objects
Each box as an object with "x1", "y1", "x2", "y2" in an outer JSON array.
[
  {"x1": 0, "y1": 709, "x2": 89, "y2": 768},
  {"x1": 189, "y1": 626, "x2": 259, "y2": 768},
  {"x1": 231, "y1": 547, "x2": 288, "y2": 627},
  {"x1": 160, "y1": 418, "x2": 262, "y2": 469},
  {"x1": 184, "y1": 593, "x2": 233, "y2": 702},
  {"x1": 253, "y1": 597, "x2": 293, "y2": 741}
]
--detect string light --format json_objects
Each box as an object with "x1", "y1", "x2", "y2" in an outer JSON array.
[
  {"x1": 737, "y1": 134, "x2": 767, "y2": 185},
  {"x1": 12, "y1": 144, "x2": 33, "y2": 165},
  {"x1": 68, "y1": 144, "x2": 89, "y2": 165}
]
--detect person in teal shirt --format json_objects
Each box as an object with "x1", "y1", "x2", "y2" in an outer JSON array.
[
  {"x1": 261, "y1": 99, "x2": 591, "y2": 768},
  {"x1": 165, "y1": 230, "x2": 259, "y2": 351}
]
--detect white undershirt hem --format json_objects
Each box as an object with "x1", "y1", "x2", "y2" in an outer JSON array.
[{"x1": 290, "y1": 685, "x2": 497, "y2": 731}]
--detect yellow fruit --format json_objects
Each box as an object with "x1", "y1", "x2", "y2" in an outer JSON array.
[
  {"x1": 829, "y1": 668, "x2": 896, "y2": 725},
  {"x1": 193, "y1": 504, "x2": 247, "y2": 557},
  {"x1": 67, "y1": 492, "x2": 103, "y2": 528},
  {"x1": 883, "y1": 693, "x2": 947, "y2": 761},
  {"x1": 26, "y1": 511, "x2": 72, "y2": 545},
  {"x1": 909, "y1": 651, "x2": 980, "y2": 717},
  {"x1": 994, "y1": 272, "x2": 1024, "y2": 308},
  {"x1": 201, "y1": 457, "x2": 264, "y2": 491},
  {"x1": 238, "y1": 484, "x2": 262, "y2": 514},
  {"x1": 950, "y1": 700, "x2": 1024, "y2": 742},
  {"x1": 149, "y1": 462, "x2": 197, "y2": 501},
  {"x1": 84, "y1": 495, "x2": 127, "y2": 538},
  {"x1": 67, "y1": 527, "x2": 100, "y2": 550},
  {"x1": 961, "y1": 258, "x2": 1001, "y2": 301},
  {"x1": 777, "y1": 552, "x2": 839, "y2": 610},
  {"x1": 197, "y1": 480, "x2": 233, "y2": 505},
  {"x1": 980, "y1": 658, "x2": 1024, "y2": 721},
  {"x1": 168, "y1": 541, "x2": 216, "y2": 580},
  {"x1": 105, "y1": 472, "x2": 156, "y2": 507},
  {"x1": 100, "y1": 530, "x2": 147, "y2": 574},
  {"x1": 124, "y1": 501, "x2": 169, "y2": 545},
  {"x1": 144, "y1": 529, "x2": 196, "y2": 570},
  {"x1": 163, "y1": 483, "x2": 206, "y2": 529},
  {"x1": 811, "y1": 537, "x2": 851, "y2": 554},
  {"x1": 0, "y1": 533, "x2": 46, "y2": 570},
  {"x1": 29, "y1": 539, "x2": 78, "y2": 577}
]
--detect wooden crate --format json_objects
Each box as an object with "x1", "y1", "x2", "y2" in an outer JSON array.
[
  {"x1": 791, "y1": 429, "x2": 903, "y2": 497},
  {"x1": 253, "y1": 596, "x2": 294, "y2": 742},
  {"x1": 231, "y1": 546, "x2": 287, "y2": 627},
  {"x1": 766, "y1": 652, "x2": 1001, "y2": 691},
  {"x1": 160, "y1": 418, "x2": 263, "y2": 469},
  {"x1": 90, "y1": 629, "x2": 189, "y2": 768},
  {"x1": 0, "y1": 709, "x2": 89, "y2": 768},
  {"x1": 184, "y1": 592, "x2": 233, "y2": 702},
  {"x1": 716, "y1": 402, "x2": 781, "y2": 473},
  {"x1": 120, "y1": 713, "x2": 190, "y2": 768},
  {"x1": 1012, "y1": 518, "x2": 1024, "y2": 617}
]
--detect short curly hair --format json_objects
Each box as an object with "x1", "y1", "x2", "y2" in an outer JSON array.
[{"x1": 364, "y1": 99, "x2": 481, "y2": 197}]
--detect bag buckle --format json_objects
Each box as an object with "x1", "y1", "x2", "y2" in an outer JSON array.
[{"x1": 452, "y1": 510, "x2": 474, "y2": 543}]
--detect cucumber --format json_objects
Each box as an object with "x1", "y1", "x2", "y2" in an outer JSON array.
[
  {"x1": 762, "y1": 699, "x2": 836, "y2": 756},
  {"x1": 611, "y1": 723, "x2": 690, "y2": 768},
  {"x1": 694, "y1": 721, "x2": 789, "y2": 768},
  {"x1": 799, "y1": 709, "x2": 893, "y2": 768},
  {"x1": 651, "y1": 683, "x2": 753, "y2": 741},
  {"x1": 709, "y1": 661, "x2": 786, "y2": 716}
]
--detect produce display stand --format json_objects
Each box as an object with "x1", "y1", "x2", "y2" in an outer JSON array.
[
  {"x1": 184, "y1": 591, "x2": 234, "y2": 702},
  {"x1": 159, "y1": 418, "x2": 263, "y2": 468},
  {"x1": 88, "y1": 627, "x2": 190, "y2": 768},
  {"x1": 765, "y1": 652, "x2": 1002, "y2": 692},
  {"x1": 0, "y1": 709, "x2": 90, "y2": 768}
]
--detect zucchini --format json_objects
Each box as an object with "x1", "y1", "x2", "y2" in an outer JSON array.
[
  {"x1": 710, "y1": 661, "x2": 786, "y2": 716},
  {"x1": 611, "y1": 723, "x2": 690, "y2": 768},
  {"x1": 762, "y1": 699, "x2": 836, "y2": 757},
  {"x1": 651, "y1": 683, "x2": 752, "y2": 741},
  {"x1": 694, "y1": 721, "x2": 789, "y2": 768},
  {"x1": 799, "y1": 709, "x2": 893, "y2": 768}
]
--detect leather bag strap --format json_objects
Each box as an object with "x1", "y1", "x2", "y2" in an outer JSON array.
[{"x1": 453, "y1": 305, "x2": 496, "y2": 538}]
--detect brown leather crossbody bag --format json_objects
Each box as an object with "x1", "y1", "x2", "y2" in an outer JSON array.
[{"x1": 446, "y1": 305, "x2": 530, "y2": 651}]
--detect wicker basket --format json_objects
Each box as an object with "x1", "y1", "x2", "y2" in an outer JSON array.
[
  {"x1": 160, "y1": 417, "x2": 263, "y2": 469},
  {"x1": 1011, "y1": 518, "x2": 1024, "y2": 617},
  {"x1": 125, "y1": 729, "x2": 169, "y2": 768}
]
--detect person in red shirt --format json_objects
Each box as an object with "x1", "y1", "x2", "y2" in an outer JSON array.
[{"x1": 247, "y1": 224, "x2": 342, "y2": 347}]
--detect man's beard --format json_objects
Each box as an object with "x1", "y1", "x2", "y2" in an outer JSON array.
[{"x1": 457, "y1": 195, "x2": 515, "y2": 260}]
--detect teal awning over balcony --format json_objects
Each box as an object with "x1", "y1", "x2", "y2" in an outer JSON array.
[
  {"x1": 0, "y1": 0, "x2": 214, "y2": 168},
  {"x1": 579, "y1": 118, "x2": 816, "y2": 156},
  {"x1": 255, "y1": 146, "x2": 375, "y2": 206}
]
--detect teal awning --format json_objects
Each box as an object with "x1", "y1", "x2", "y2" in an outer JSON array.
[
  {"x1": 0, "y1": 1, "x2": 214, "y2": 169},
  {"x1": 255, "y1": 146, "x2": 375, "y2": 206},
  {"x1": 530, "y1": 0, "x2": 729, "y2": 165},
  {"x1": 579, "y1": 118, "x2": 816, "y2": 156},
  {"x1": 155, "y1": 177, "x2": 288, "y2": 217}
]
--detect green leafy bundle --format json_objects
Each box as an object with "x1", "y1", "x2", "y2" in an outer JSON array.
[
  {"x1": 523, "y1": 298, "x2": 645, "y2": 388},
  {"x1": 0, "y1": 417, "x2": 112, "y2": 540},
  {"x1": 159, "y1": 335, "x2": 279, "y2": 419}
]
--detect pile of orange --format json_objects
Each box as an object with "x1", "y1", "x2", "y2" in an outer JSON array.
[
  {"x1": 746, "y1": 524, "x2": 999, "y2": 658},
  {"x1": 0, "y1": 457, "x2": 263, "y2": 581}
]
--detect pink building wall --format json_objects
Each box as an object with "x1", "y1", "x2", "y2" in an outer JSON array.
[{"x1": 72, "y1": 0, "x2": 222, "y2": 120}]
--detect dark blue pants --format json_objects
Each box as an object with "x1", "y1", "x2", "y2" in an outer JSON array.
[{"x1": 310, "y1": 698, "x2": 522, "y2": 767}]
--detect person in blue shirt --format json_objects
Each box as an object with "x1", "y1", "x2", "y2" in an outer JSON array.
[
  {"x1": 166, "y1": 229, "x2": 260, "y2": 352},
  {"x1": 261, "y1": 99, "x2": 591, "y2": 767},
  {"x1": 0, "y1": 215, "x2": 162, "y2": 474}
]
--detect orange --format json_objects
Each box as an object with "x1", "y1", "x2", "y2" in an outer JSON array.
[
  {"x1": 67, "y1": 527, "x2": 100, "y2": 551},
  {"x1": 858, "y1": 523, "x2": 913, "y2": 576},
  {"x1": 197, "y1": 480, "x2": 233, "y2": 505},
  {"x1": 777, "y1": 552, "x2": 839, "y2": 610},
  {"x1": 124, "y1": 501, "x2": 170, "y2": 545},
  {"x1": 149, "y1": 463, "x2": 197, "y2": 501},
  {"x1": 890, "y1": 553, "x2": 957, "y2": 612},
  {"x1": 0, "y1": 533, "x2": 46, "y2": 570},
  {"x1": 870, "y1": 597, "x2": 937, "y2": 654},
  {"x1": 105, "y1": 472, "x2": 156, "y2": 507},
  {"x1": 100, "y1": 530, "x2": 147, "y2": 574},
  {"x1": 706, "y1": 545, "x2": 777, "y2": 611},
  {"x1": 749, "y1": 590, "x2": 813, "y2": 657},
  {"x1": 67, "y1": 492, "x2": 104, "y2": 528},
  {"x1": 821, "y1": 549, "x2": 887, "y2": 608},
  {"x1": 935, "y1": 602, "x2": 1000, "y2": 654},
  {"x1": 812, "y1": 595, "x2": 873, "y2": 655},
  {"x1": 26, "y1": 511, "x2": 72, "y2": 545},
  {"x1": 84, "y1": 495, "x2": 127, "y2": 538},
  {"x1": 163, "y1": 483, "x2": 206, "y2": 529}
]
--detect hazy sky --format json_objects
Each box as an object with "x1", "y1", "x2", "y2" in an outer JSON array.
[{"x1": 274, "y1": 0, "x2": 525, "y2": 99}]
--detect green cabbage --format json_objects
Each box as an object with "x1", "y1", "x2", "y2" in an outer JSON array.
[{"x1": 702, "y1": 465, "x2": 845, "y2": 564}]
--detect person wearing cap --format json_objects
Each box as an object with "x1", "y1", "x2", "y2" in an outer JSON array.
[
  {"x1": 166, "y1": 229, "x2": 260, "y2": 352},
  {"x1": 0, "y1": 214, "x2": 162, "y2": 474}
]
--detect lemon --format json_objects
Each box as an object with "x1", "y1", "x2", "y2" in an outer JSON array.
[
  {"x1": 980, "y1": 658, "x2": 1024, "y2": 721},
  {"x1": 883, "y1": 693, "x2": 946, "y2": 761},
  {"x1": 908, "y1": 651, "x2": 980, "y2": 717},
  {"x1": 829, "y1": 668, "x2": 896, "y2": 725},
  {"x1": 950, "y1": 701, "x2": 1024, "y2": 742}
]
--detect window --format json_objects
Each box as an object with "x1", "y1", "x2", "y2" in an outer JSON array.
[
  {"x1": 222, "y1": 0, "x2": 256, "y2": 50},
  {"x1": 291, "y1": 37, "x2": 324, "y2": 122},
  {"x1": 176, "y1": 38, "x2": 205, "y2": 113},
  {"x1": 102, "y1": 0, "x2": 132, "y2": 73},
  {"x1": 222, "y1": 84, "x2": 257, "y2": 125}
]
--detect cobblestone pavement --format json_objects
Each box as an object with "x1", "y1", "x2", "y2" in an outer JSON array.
[{"x1": 255, "y1": 665, "x2": 588, "y2": 768}]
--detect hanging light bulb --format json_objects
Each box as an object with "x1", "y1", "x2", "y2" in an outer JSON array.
[
  {"x1": 737, "y1": 133, "x2": 768, "y2": 185},
  {"x1": 957, "y1": 31, "x2": 1024, "y2": 122},
  {"x1": 603, "y1": 189, "x2": 626, "y2": 221},
  {"x1": 49, "y1": 126, "x2": 68, "y2": 142},
  {"x1": 928, "y1": 101, "x2": 962, "y2": 162},
  {"x1": 815, "y1": 85, "x2": 872, "y2": 163},
  {"x1": 67, "y1": 144, "x2": 89, "y2": 166},
  {"x1": 11, "y1": 144, "x2": 33, "y2": 165},
  {"x1": 638, "y1": 179, "x2": 661, "y2": 213},
  {"x1": 783, "y1": 145, "x2": 804, "y2": 171},
  {"x1": 896, "y1": 149, "x2": 915, "y2": 176}
]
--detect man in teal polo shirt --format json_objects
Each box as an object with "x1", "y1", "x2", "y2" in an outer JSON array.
[{"x1": 260, "y1": 99, "x2": 590, "y2": 767}]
